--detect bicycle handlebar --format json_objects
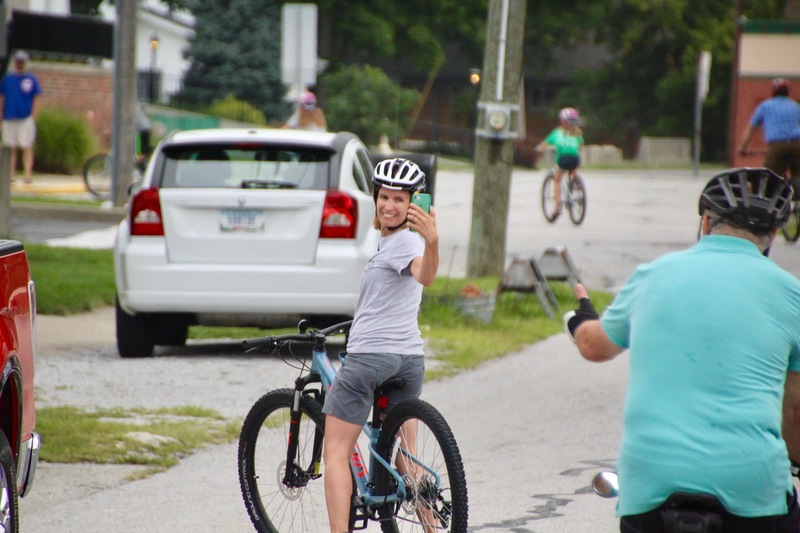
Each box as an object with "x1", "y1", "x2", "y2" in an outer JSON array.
[{"x1": 241, "y1": 319, "x2": 353, "y2": 353}]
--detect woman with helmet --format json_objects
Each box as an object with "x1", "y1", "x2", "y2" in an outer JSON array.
[
  {"x1": 565, "y1": 167, "x2": 800, "y2": 532},
  {"x1": 283, "y1": 89, "x2": 328, "y2": 131},
  {"x1": 536, "y1": 107, "x2": 585, "y2": 218},
  {"x1": 739, "y1": 78, "x2": 800, "y2": 182},
  {"x1": 322, "y1": 157, "x2": 439, "y2": 533}
]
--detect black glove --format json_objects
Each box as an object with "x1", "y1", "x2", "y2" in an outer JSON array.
[{"x1": 567, "y1": 297, "x2": 599, "y2": 337}]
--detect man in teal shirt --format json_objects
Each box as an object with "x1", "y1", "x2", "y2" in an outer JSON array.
[{"x1": 567, "y1": 167, "x2": 800, "y2": 532}]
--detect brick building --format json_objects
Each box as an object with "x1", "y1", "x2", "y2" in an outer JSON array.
[{"x1": 729, "y1": 19, "x2": 800, "y2": 168}]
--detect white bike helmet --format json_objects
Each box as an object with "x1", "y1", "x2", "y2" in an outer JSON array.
[{"x1": 372, "y1": 158, "x2": 426, "y2": 193}]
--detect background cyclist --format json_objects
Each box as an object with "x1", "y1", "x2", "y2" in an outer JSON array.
[
  {"x1": 322, "y1": 158, "x2": 439, "y2": 533},
  {"x1": 283, "y1": 89, "x2": 328, "y2": 131},
  {"x1": 536, "y1": 107, "x2": 584, "y2": 218},
  {"x1": 739, "y1": 78, "x2": 800, "y2": 183},
  {"x1": 566, "y1": 167, "x2": 800, "y2": 532}
]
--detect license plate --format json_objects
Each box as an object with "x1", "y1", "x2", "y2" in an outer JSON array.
[{"x1": 220, "y1": 209, "x2": 265, "y2": 232}]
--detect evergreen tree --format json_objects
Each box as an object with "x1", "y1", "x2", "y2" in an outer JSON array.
[{"x1": 176, "y1": 0, "x2": 290, "y2": 121}]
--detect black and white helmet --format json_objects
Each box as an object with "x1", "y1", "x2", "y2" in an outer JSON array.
[
  {"x1": 372, "y1": 158, "x2": 426, "y2": 193},
  {"x1": 698, "y1": 167, "x2": 792, "y2": 234}
]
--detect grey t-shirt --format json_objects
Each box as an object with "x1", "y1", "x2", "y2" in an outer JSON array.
[{"x1": 346, "y1": 229, "x2": 425, "y2": 355}]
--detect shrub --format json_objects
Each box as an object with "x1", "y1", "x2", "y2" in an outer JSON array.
[
  {"x1": 320, "y1": 64, "x2": 419, "y2": 145},
  {"x1": 204, "y1": 94, "x2": 267, "y2": 125},
  {"x1": 35, "y1": 108, "x2": 97, "y2": 174}
]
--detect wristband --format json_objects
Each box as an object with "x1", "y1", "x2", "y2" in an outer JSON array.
[{"x1": 567, "y1": 298, "x2": 599, "y2": 336}]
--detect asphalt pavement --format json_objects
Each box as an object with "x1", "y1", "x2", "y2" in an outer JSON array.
[{"x1": 12, "y1": 166, "x2": 800, "y2": 532}]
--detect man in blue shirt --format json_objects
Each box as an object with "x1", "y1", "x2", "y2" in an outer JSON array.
[
  {"x1": 0, "y1": 50, "x2": 41, "y2": 184},
  {"x1": 739, "y1": 78, "x2": 800, "y2": 182},
  {"x1": 567, "y1": 167, "x2": 800, "y2": 532}
]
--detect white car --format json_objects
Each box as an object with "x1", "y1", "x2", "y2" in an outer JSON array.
[{"x1": 113, "y1": 128, "x2": 380, "y2": 357}]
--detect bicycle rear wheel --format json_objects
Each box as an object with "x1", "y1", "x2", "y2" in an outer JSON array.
[
  {"x1": 541, "y1": 171, "x2": 559, "y2": 223},
  {"x1": 375, "y1": 399, "x2": 468, "y2": 533},
  {"x1": 567, "y1": 174, "x2": 587, "y2": 225},
  {"x1": 782, "y1": 200, "x2": 800, "y2": 242},
  {"x1": 82, "y1": 153, "x2": 113, "y2": 200},
  {"x1": 238, "y1": 388, "x2": 329, "y2": 533}
]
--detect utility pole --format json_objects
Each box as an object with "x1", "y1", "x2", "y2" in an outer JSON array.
[
  {"x1": 112, "y1": 0, "x2": 137, "y2": 207},
  {"x1": 467, "y1": 0, "x2": 527, "y2": 277}
]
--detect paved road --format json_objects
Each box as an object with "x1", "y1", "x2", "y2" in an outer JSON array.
[{"x1": 17, "y1": 166, "x2": 800, "y2": 532}]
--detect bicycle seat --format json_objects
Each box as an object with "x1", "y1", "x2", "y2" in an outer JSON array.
[
  {"x1": 375, "y1": 378, "x2": 405, "y2": 396},
  {"x1": 661, "y1": 492, "x2": 724, "y2": 533}
]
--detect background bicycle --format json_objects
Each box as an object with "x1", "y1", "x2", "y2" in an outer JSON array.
[
  {"x1": 541, "y1": 166, "x2": 587, "y2": 225},
  {"x1": 82, "y1": 151, "x2": 148, "y2": 201},
  {"x1": 739, "y1": 150, "x2": 799, "y2": 242},
  {"x1": 237, "y1": 320, "x2": 468, "y2": 533}
]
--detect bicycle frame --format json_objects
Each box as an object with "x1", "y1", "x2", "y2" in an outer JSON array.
[{"x1": 285, "y1": 333, "x2": 413, "y2": 507}]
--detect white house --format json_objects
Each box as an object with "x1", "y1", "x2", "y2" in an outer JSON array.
[{"x1": 100, "y1": 0, "x2": 195, "y2": 103}]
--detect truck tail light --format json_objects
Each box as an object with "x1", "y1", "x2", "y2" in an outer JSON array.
[
  {"x1": 320, "y1": 190, "x2": 357, "y2": 239},
  {"x1": 130, "y1": 188, "x2": 164, "y2": 236}
]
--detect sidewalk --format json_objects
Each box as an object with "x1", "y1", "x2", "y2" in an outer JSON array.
[
  {"x1": 10, "y1": 173, "x2": 88, "y2": 196},
  {"x1": 9, "y1": 173, "x2": 125, "y2": 224}
]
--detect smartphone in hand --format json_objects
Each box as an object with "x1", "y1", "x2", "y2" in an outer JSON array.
[
  {"x1": 411, "y1": 193, "x2": 431, "y2": 213},
  {"x1": 409, "y1": 193, "x2": 431, "y2": 232}
]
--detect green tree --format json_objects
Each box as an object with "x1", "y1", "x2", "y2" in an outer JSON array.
[
  {"x1": 175, "y1": 0, "x2": 290, "y2": 121},
  {"x1": 309, "y1": 0, "x2": 487, "y2": 73},
  {"x1": 320, "y1": 64, "x2": 420, "y2": 145},
  {"x1": 537, "y1": 0, "x2": 790, "y2": 160}
]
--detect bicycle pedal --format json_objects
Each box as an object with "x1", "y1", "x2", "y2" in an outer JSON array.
[{"x1": 349, "y1": 496, "x2": 369, "y2": 530}]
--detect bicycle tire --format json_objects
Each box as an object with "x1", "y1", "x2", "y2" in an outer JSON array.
[
  {"x1": 567, "y1": 174, "x2": 587, "y2": 225},
  {"x1": 782, "y1": 200, "x2": 800, "y2": 242},
  {"x1": 541, "y1": 171, "x2": 559, "y2": 223},
  {"x1": 375, "y1": 398, "x2": 468, "y2": 533},
  {"x1": 239, "y1": 388, "x2": 332, "y2": 533},
  {"x1": 82, "y1": 152, "x2": 113, "y2": 200}
]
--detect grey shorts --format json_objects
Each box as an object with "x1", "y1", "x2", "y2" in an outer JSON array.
[{"x1": 322, "y1": 352, "x2": 424, "y2": 426}]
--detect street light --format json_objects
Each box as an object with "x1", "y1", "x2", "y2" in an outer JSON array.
[
  {"x1": 469, "y1": 68, "x2": 481, "y2": 86},
  {"x1": 149, "y1": 34, "x2": 159, "y2": 102}
]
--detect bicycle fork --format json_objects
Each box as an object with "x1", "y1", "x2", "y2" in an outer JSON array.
[{"x1": 282, "y1": 373, "x2": 324, "y2": 487}]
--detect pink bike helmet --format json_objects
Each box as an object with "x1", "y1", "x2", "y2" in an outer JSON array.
[
  {"x1": 559, "y1": 107, "x2": 580, "y2": 124},
  {"x1": 300, "y1": 91, "x2": 317, "y2": 107}
]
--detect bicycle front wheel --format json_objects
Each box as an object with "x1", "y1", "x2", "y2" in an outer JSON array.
[
  {"x1": 567, "y1": 174, "x2": 587, "y2": 225},
  {"x1": 541, "y1": 171, "x2": 559, "y2": 223},
  {"x1": 782, "y1": 200, "x2": 800, "y2": 242},
  {"x1": 82, "y1": 153, "x2": 113, "y2": 200},
  {"x1": 238, "y1": 388, "x2": 328, "y2": 533},
  {"x1": 375, "y1": 399, "x2": 468, "y2": 533}
]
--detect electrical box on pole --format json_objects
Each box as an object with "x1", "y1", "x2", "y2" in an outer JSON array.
[{"x1": 476, "y1": 101, "x2": 520, "y2": 141}]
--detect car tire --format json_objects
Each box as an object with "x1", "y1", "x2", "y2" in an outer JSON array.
[
  {"x1": 154, "y1": 315, "x2": 189, "y2": 346},
  {"x1": 116, "y1": 297, "x2": 155, "y2": 358},
  {"x1": 0, "y1": 432, "x2": 19, "y2": 533}
]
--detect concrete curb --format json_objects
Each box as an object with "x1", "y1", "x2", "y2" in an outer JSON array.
[{"x1": 11, "y1": 202, "x2": 125, "y2": 224}]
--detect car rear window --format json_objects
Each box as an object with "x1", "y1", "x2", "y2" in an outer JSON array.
[{"x1": 158, "y1": 143, "x2": 334, "y2": 190}]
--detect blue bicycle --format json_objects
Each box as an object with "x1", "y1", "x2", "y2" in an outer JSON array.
[{"x1": 238, "y1": 320, "x2": 468, "y2": 532}]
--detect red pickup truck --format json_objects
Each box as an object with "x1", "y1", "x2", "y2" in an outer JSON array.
[{"x1": 0, "y1": 240, "x2": 39, "y2": 529}]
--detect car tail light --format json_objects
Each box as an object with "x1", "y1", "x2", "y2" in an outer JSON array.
[
  {"x1": 130, "y1": 188, "x2": 164, "y2": 236},
  {"x1": 320, "y1": 190, "x2": 357, "y2": 239}
]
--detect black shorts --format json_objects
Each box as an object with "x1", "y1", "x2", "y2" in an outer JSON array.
[{"x1": 557, "y1": 154, "x2": 580, "y2": 171}]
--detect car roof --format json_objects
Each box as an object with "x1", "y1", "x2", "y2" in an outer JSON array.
[{"x1": 163, "y1": 128, "x2": 352, "y2": 150}]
